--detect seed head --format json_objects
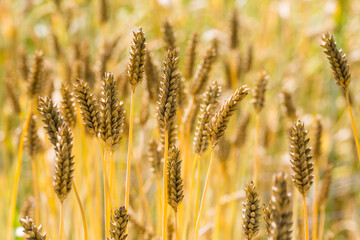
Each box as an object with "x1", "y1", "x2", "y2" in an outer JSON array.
[
  {"x1": 53, "y1": 122, "x2": 74, "y2": 201},
  {"x1": 100, "y1": 72, "x2": 125, "y2": 148},
  {"x1": 25, "y1": 114, "x2": 43, "y2": 157},
  {"x1": 145, "y1": 51, "x2": 160, "y2": 103},
  {"x1": 74, "y1": 78, "x2": 101, "y2": 136},
  {"x1": 61, "y1": 83, "x2": 77, "y2": 128},
  {"x1": 190, "y1": 45, "x2": 217, "y2": 96},
  {"x1": 162, "y1": 19, "x2": 176, "y2": 51},
  {"x1": 313, "y1": 116, "x2": 323, "y2": 160},
  {"x1": 230, "y1": 9, "x2": 239, "y2": 49},
  {"x1": 157, "y1": 49, "x2": 180, "y2": 131},
  {"x1": 289, "y1": 120, "x2": 314, "y2": 196},
  {"x1": 252, "y1": 71, "x2": 269, "y2": 113},
  {"x1": 20, "y1": 216, "x2": 47, "y2": 240},
  {"x1": 321, "y1": 33, "x2": 351, "y2": 90},
  {"x1": 28, "y1": 51, "x2": 44, "y2": 98},
  {"x1": 109, "y1": 206, "x2": 129, "y2": 240},
  {"x1": 184, "y1": 32, "x2": 199, "y2": 80},
  {"x1": 194, "y1": 81, "x2": 222, "y2": 155},
  {"x1": 208, "y1": 85, "x2": 250, "y2": 147},
  {"x1": 270, "y1": 172, "x2": 293, "y2": 240},
  {"x1": 242, "y1": 181, "x2": 261, "y2": 239},
  {"x1": 128, "y1": 28, "x2": 146, "y2": 89},
  {"x1": 167, "y1": 147, "x2": 184, "y2": 212},
  {"x1": 38, "y1": 97, "x2": 62, "y2": 147}
]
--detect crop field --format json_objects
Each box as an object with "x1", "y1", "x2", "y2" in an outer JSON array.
[{"x1": 0, "y1": 0, "x2": 360, "y2": 239}]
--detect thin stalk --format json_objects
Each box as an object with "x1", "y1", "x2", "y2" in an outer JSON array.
[
  {"x1": 194, "y1": 147, "x2": 215, "y2": 240},
  {"x1": 59, "y1": 200, "x2": 64, "y2": 240},
  {"x1": 175, "y1": 211, "x2": 179, "y2": 240},
  {"x1": 194, "y1": 155, "x2": 201, "y2": 227},
  {"x1": 162, "y1": 130, "x2": 169, "y2": 240},
  {"x1": 156, "y1": 177, "x2": 163, "y2": 236},
  {"x1": 183, "y1": 154, "x2": 199, "y2": 239},
  {"x1": 104, "y1": 147, "x2": 112, "y2": 238},
  {"x1": 92, "y1": 138, "x2": 102, "y2": 239},
  {"x1": 6, "y1": 102, "x2": 32, "y2": 240},
  {"x1": 345, "y1": 89, "x2": 360, "y2": 163},
  {"x1": 31, "y1": 156, "x2": 40, "y2": 225},
  {"x1": 303, "y1": 195, "x2": 309, "y2": 240},
  {"x1": 72, "y1": 179, "x2": 88, "y2": 240},
  {"x1": 97, "y1": 140, "x2": 113, "y2": 210},
  {"x1": 253, "y1": 113, "x2": 260, "y2": 185},
  {"x1": 292, "y1": 188, "x2": 299, "y2": 240},
  {"x1": 318, "y1": 204, "x2": 326, "y2": 240},
  {"x1": 125, "y1": 89, "x2": 135, "y2": 210},
  {"x1": 110, "y1": 150, "x2": 116, "y2": 204},
  {"x1": 312, "y1": 164, "x2": 319, "y2": 240}
]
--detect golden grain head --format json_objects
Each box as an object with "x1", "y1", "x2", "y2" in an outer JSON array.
[
  {"x1": 38, "y1": 97, "x2": 62, "y2": 147},
  {"x1": 208, "y1": 85, "x2": 250, "y2": 147},
  {"x1": 53, "y1": 122, "x2": 75, "y2": 202},
  {"x1": 128, "y1": 27, "x2": 146, "y2": 89},
  {"x1": 289, "y1": 120, "x2": 314, "y2": 196},
  {"x1": 252, "y1": 70, "x2": 269, "y2": 113},
  {"x1": 73, "y1": 78, "x2": 101, "y2": 136},
  {"x1": 242, "y1": 181, "x2": 261, "y2": 239},
  {"x1": 321, "y1": 33, "x2": 351, "y2": 90},
  {"x1": 167, "y1": 146, "x2": 184, "y2": 212},
  {"x1": 184, "y1": 32, "x2": 199, "y2": 80},
  {"x1": 313, "y1": 115, "x2": 323, "y2": 160},
  {"x1": 61, "y1": 83, "x2": 77, "y2": 128},
  {"x1": 190, "y1": 44, "x2": 217, "y2": 96},
  {"x1": 109, "y1": 206, "x2": 129, "y2": 240},
  {"x1": 270, "y1": 172, "x2": 292, "y2": 240},
  {"x1": 100, "y1": 72, "x2": 125, "y2": 148},
  {"x1": 156, "y1": 49, "x2": 180, "y2": 131},
  {"x1": 20, "y1": 216, "x2": 47, "y2": 240},
  {"x1": 28, "y1": 50, "x2": 44, "y2": 98}
]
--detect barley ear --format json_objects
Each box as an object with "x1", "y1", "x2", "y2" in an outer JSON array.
[
  {"x1": 61, "y1": 83, "x2": 77, "y2": 128},
  {"x1": 208, "y1": 85, "x2": 250, "y2": 147},
  {"x1": 20, "y1": 196, "x2": 35, "y2": 220},
  {"x1": 25, "y1": 114, "x2": 43, "y2": 157},
  {"x1": 20, "y1": 216, "x2": 47, "y2": 240},
  {"x1": 162, "y1": 18, "x2": 176, "y2": 51},
  {"x1": 156, "y1": 49, "x2": 180, "y2": 132},
  {"x1": 263, "y1": 203, "x2": 273, "y2": 237},
  {"x1": 73, "y1": 78, "x2": 101, "y2": 136},
  {"x1": 28, "y1": 50, "x2": 44, "y2": 98},
  {"x1": 148, "y1": 139, "x2": 163, "y2": 178},
  {"x1": 184, "y1": 32, "x2": 199, "y2": 80},
  {"x1": 109, "y1": 206, "x2": 129, "y2": 240},
  {"x1": 281, "y1": 89, "x2": 297, "y2": 120},
  {"x1": 194, "y1": 81, "x2": 222, "y2": 155},
  {"x1": 313, "y1": 115, "x2": 323, "y2": 160},
  {"x1": 167, "y1": 147, "x2": 184, "y2": 212},
  {"x1": 270, "y1": 172, "x2": 293, "y2": 240},
  {"x1": 252, "y1": 70, "x2": 269, "y2": 113},
  {"x1": 145, "y1": 51, "x2": 160, "y2": 103},
  {"x1": 38, "y1": 97, "x2": 62, "y2": 147},
  {"x1": 319, "y1": 164, "x2": 333, "y2": 205},
  {"x1": 321, "y1": 33, "x2": 351, "y2": 90},
  {"x1": 190, "y1": 45, "x2": 217, "y2": 97},
  {"x1": 242, "y1": 181, "x2": 261, "y2": 239},
  {"x1": 53, "y1": 122, "x2": 75, "y2": 201},
  {"x1": 128, "y1": 27, "x2": 146, "y2": 90},
  {"x1": 230, "y1": 9, "x2": 239, "y2": 49},
  {"x1": 289, "y1": 120, "x2": 314, "y2": 196},
  {"x1": 100, "y1": 72, "x2": 125, "y2": 148}
]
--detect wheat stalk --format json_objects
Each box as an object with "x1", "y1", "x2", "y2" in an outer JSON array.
[{"x1": 289, "y1": 120, "x2": 313, "y2": 240}]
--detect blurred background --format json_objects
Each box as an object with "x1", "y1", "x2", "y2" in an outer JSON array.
[{"x1": 1, "y1": 0, "x2": 360, "y2": 239}]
